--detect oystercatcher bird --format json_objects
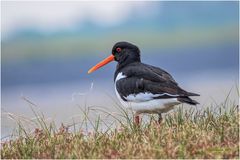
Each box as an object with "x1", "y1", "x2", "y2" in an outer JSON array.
[{"x1": 88, "y1": 42, "x2": 199, "y2": 124}]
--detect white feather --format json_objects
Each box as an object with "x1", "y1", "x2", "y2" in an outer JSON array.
[
  {"x1": 115, "y1": 72, "x2": 127, "y2": 82},
  {"x1": 125, "y1": 92, "x2": 179, "y2": 102}
]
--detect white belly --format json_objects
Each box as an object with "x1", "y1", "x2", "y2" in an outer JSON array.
[
  {"x1": 115, "y1": 87, "x2": 180, "y2": 114},
  {"x1": 114, "y1": 72, "x2": 181, "y2": 114}
]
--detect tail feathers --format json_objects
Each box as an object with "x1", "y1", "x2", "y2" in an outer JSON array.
[
  {"x1": 178, "y1": 97, "x2": 199, "y2": 105},
  {"x1": 186, "y1": 92, "x2": 200, "y2": 96}
]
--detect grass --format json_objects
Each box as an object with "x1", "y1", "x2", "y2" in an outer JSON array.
[{"x1": 1, "y1": 97, "x2": 239, "y2": 159}]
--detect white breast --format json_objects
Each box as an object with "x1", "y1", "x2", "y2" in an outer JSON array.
[{"x1": 114, "y1": 72, "x2": 181, "y2": 114}]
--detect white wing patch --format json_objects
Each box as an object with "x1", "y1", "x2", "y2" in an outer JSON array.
[{"x1": 125, "y1": 92, "x2": 179, "y2": 102}]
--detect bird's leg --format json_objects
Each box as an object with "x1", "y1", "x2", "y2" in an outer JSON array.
[
  {"x1": 158, "y1": 113, "x2": 163, "y2": 124},
  {"x1": 134, "y1": 114, "x2": 140, "y2": 125}
]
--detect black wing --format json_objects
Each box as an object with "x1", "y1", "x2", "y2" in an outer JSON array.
[
  {"x1": 115, "y1": 62, "x2": 199, "y2": 104},
  {"x1": 115, "y1": 62, "x2": 177, "y2": 84}
]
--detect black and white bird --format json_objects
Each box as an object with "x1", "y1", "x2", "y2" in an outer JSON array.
[{"x1": 88, "y1": 41, "x2": 199, "y2": 124}]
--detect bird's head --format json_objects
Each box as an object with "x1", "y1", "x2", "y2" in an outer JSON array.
[
  {"x1": 112, "y1": 41, "x2": 140, "y2": 62},
  {"x1": 88, "y1": 41, "x2": 141, "y2": 74}
]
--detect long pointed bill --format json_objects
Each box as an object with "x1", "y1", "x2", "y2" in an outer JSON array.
[{"x1": 88, "y1": 55, "x2": 114, "y2": 74}]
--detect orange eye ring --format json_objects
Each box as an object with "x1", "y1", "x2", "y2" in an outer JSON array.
[{"x1": 116, "y1": 47, "x2": 122, "y2": 53}]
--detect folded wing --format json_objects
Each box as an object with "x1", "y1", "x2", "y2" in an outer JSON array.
[{"x1": 116, "y1": 62, "x2": 199, "y2": 104}]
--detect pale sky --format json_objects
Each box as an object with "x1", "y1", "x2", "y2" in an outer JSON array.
[{"x1": 1, "y1": 1, "x2": 159, "y2": 36}]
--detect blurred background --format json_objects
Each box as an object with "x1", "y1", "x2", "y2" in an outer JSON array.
[{"x1": 1, "y1": 1, "x2": 239, "y2": 138}]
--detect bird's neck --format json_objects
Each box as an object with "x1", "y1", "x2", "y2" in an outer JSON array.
[
  {"x1": 114, "y1": 57, "x2": 140, "y2": 82},
  {"x1": 117, "y1": 56, "x2": 141, "y2": 71}
]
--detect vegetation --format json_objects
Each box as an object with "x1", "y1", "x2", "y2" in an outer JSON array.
[{"x1": 1, "y1": 97, "x2": 239, "y2": 159}]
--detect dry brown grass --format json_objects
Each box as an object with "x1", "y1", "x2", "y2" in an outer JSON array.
[{"x1": 1, "y1": 102, "x2": 239, "y2": 159}]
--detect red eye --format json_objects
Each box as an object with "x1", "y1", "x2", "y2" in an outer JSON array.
[{"x1": 116, "y1": 47, "x2": 122, "y2": 53}]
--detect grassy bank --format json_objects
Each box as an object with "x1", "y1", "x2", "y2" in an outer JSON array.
[{"x1": 1, "y1": 100, "x2": 239, "y2": 159}]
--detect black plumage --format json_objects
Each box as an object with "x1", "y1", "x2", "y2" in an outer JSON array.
[{"x1": 113, "y1": 42, "x2": 199, "y2": 105}]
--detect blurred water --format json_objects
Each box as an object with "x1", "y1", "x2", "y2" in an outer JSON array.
[
  {"x1": 2, "y1": 42, "x2": 239, "y2": 88},
  {"x1": 1, "y1": 70, "x2": 238, "y2": 139}
]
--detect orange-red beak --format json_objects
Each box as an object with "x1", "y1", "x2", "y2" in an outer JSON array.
[{"x1": 88, "y1": 55, "x2": 114, "y2": 74}]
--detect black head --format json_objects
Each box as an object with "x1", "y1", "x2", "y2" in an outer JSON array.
[
  {"x1": 88, "y1": 41, "x2": 141, "y2": 74},
  {"x1": 112, "y1": 42, "x2": 141, "y2": 65}
]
